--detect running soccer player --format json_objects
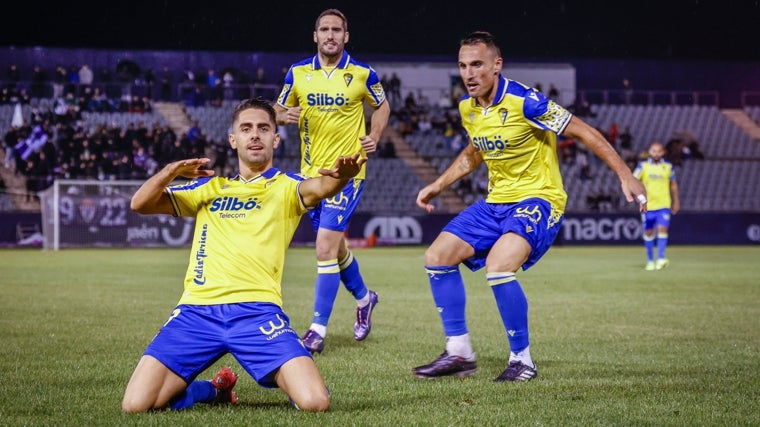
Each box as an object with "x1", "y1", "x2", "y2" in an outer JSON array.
[
  {"x1": 411, "y1": 31, "x2": 647, "y2": 382},
  {"x1": 274, "y1": 8, "x2": 390, "y2": 353},
  {"x1": 633, "y1": 141, "x2": 680, "y2": 270},
  {"x1": 122, "y1": 98, "x2": 366, "y2": 412}
]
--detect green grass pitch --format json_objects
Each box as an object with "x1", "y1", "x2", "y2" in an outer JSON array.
[{"x1": 0, "y1": 245, "x2": 758, "y2": 426}]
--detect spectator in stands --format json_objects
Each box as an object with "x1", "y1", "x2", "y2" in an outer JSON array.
[
  {"x1": 159, "y1": 66, "x2": 173, "y2": 101},
  {"x1": 378, "y1": 138, "x2": 396, "y2": 158},
  {"x1": 417, "y1": 113, "x2": 433, "y2": 135},
  {"x1": 634, "y1": 141, "x2": 680, "y2": 271},
  {"x1": 53, "y1": 65, "x2": 67, "y2": 99},
  {"x1": 222, "y1": 70, "x2": 235, "y2": 100},
  {"x1": 411, "y1": 31, "x2": 646, "y2": 383},
  {"x1": 78, "y1": 64, "x2": 94, "y2": 90},
  {"x1": 619, "y1": 125, "x2": 636, "y2": 168},
  {"x1": 143, "y1": 68, "x2": 156, "y2": 99},
  {"x1": 121, "y1": 98, "x2": 358, "y2": 412},
  {"x1": 274, "y1": 8, "x2": 390, "y2": 354},
  {"x1": 185, "y1": 86, "x2": 206, "y2": 107},
  {"x1": 568, "y1": 99, "x2": 596, "y2": 118},
  {"x1": 665, "y1": 137, "x2": 684, "y2": 167},
  {"x1": 607, "y1": 121, "x2": 619, "y2": 148},
  {"x1": 675, "y1": 129, "x2": 704, "y2": 161},
  {"x1": 558, "y1": 135, "x2": 577, "y2": 164},
  {"x1": 388, "y1": 72, "x2": 401, "y2": 109},
  {"x1": 622, "y1": 77, "x2": 633, "y2": 105},
  {"x1": 253, "y1": 66, "x2": 267, "y2": 85},
  {"x1": 6, "y1": 64, "x2": 21, "y2": 88},
  {"x1": 206, "y1": 69, "x2": 222, "y2": 106},
  {"x1": 31, "y1": 65, "x2": 49, "y2": 98},
  {"x1": 3, "y1": 125, "x2": 21, "y2": 172},
  {"x1": 548, "y1": 83, "x2": 559, "y2": 102}
]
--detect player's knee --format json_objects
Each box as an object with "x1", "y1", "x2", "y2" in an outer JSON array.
[
  {"x1": 121, "y1": 395, "x2": 152, "y2": 413},
  {"x1": 294, "y1": 392, "x2": 330, "y2": 412},
  {"x1": 424, "y1": 245, "x2": 448, "y2": 266}
]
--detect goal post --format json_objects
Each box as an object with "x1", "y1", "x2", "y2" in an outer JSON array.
[{"x1": 39, "y1": 179, "x2": 195, "y2": 250}]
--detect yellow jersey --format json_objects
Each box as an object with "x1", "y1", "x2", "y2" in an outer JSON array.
[
  {"x1": 459, "y1": 76, "x2": 572, "y2": 211},
  {"x1": 633, "y1": 159, "x2": 676, "y2": 211},
  {"x1": 277, "y1": 51, "x2": 386, "y2": 179},
  {"x1": 166, "y1": 168, "x2": 308, "y2": 307}
]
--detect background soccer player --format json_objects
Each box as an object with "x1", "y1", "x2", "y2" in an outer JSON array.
[
  {"x1": 633, "y1": 141, "x2": 680, "y2": 270},
  {"x1": 412, "y1": 31, "x2": 647, "y2": 382},
  {"x1": 121, "y1": 98, "x2": 366, "y2": 412},
  {"x1": 274, "y1": 8, "x2": 390, "y2": 353}
]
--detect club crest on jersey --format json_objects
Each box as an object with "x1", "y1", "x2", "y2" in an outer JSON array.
[
  {"x1": 343, "y1": 73, "x2": 353, "y2": 87},
  {"x1": 499, "y1": 108, "x2": 509, "y2": 124}
]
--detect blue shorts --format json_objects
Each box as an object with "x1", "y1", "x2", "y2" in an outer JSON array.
[
  {"x1": 442, "y1": 198, "x2": 563, "y2": 272},
  {"x1": 144, "y1": 302, "x2": 311, "y2": 388},
  {"x1": 308, "y1": 178, "x2": 364, "y2": 232},
  {"x1": 641, "y1": 208, "x2": 671, "y2": 231}
]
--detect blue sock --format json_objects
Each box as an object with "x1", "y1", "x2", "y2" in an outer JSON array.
[
  {"x1": 489, "y1": 273, "x2": 529, "y2": 353},
  {"x1": 426, "y1": 265, "x2": 467, "y2": 336},
  {"x1": 312, "y1": 259, "x2": 340, "y2": 326},
  {"x1": 657, "y1": 232, "x2": 668, "y2": 259},
  {"x1": 339, "y1": 251, "x2": 368, "y2": 300},
  {"x1": 644, "y1": 234, "x2": 655, "y2": 261},
  {"x1": 168, "y1": 380, "x2": 216, "y2": 410}
]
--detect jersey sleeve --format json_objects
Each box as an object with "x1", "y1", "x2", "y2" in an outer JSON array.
[
  {"x1": 276, "y1": 66, "x2": 296, "y2": 108},
  {"x1": 522, "y1": 87, "x2": 572, "y2": 134},
  {"x1": 364, "y1": 66, "x2": 387, "y2": 107},
  {"x1": 166, "y1": 177, "x2": 213, "y2": 217}
]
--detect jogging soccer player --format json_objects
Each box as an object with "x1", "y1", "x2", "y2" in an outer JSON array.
[
  {"x1": 274, "y1": 8, "x2": 390, "y2": 353},
  {"x1": 633, "y1": 141, "x2": 680, "y2": 270},
  {"x1": 411, "y1": 31, "x2": 647, "y2": 382},
  {"x1": 122, "y1": 98, "x2": 366, "y2": 412}
]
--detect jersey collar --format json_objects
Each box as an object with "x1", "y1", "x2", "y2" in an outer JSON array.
[
  {"x1": 311, "y1": 50, "x2": 350, "y2": 70},
  {"x1": 472, "y1": 75, "x2": 508, "y2": 108},
  {"x1": 233, "y1": 167, "x2": 281, "y2": 183}
]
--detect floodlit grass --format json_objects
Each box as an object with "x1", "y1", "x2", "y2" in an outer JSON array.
[{"x1": 0, "y1": 245, "x2": 758, "y2": 426}]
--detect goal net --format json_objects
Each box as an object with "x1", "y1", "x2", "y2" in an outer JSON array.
[{"x1": 39, "y1": 179, "x2": 195, "y2": 250}]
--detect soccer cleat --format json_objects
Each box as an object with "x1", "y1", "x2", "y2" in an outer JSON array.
[
  {"x1": 211, "y1": 367, "x2": 239, "y2": 404},
  {"x1": 645, "y1": 261, "x2": 656, "y2": 271},
  {"x1": 655, "y1": 258, "x2": 670, "y2": 270},
  {"x1": 412, "y1": 351, "x2": 478, "y2": 379},
  {"x1": 301, "y1": 329, "x2": 325, "y2": 354},
  {"x1": 354, "y1": 290, "x2": 379, "y2": 341},
  {"x1": 494, "y1": 360, "x2": 537, "y2": 382}
]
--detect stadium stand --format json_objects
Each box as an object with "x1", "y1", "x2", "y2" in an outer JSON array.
[{"x1": 1, "y1": 55, "x2": 759, "y2": 214}]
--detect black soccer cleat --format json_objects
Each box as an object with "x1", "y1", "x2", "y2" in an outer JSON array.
[
  {"x1": 494, "y1": 360, "x2": 537, "y2": 382},
  {"x1": 412, "y1": 351, "x2": 477, "y2": 379}
]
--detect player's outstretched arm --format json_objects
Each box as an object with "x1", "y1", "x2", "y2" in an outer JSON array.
[
  {"x1": 299, "y1": 153, "x2": 367, "y2": 208},
  {"x1": 563, "y1": 116, "x2": 647, "y2": 211},
  {"x1": 131, "y1": 158, "x2": 214, "y2": 215},
  {"x1": 416, "y1": 143, "x2": 482, "y2": 213}
]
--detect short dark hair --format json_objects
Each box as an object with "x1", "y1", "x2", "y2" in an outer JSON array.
[
  {"x1": 460, "y1": 31, "x2": 501, "y2": 57},
  {"x1": 316, "y1": 8, "x2": 348, "y2": 31},
  {"x1": 232, "y1": 97, "x2": 277, "y2": 130}
]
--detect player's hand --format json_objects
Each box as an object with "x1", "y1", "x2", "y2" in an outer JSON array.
[
  {"x1": 283, "y1": 106, "x2": 302, "y2": 125},
  {"x1": 622, "y1": 175, "x2": 648, "y2": 213},
  {"x1": 359, "y1": 134, "x2": 378, "y2": 153},
  {"x1": 416, "y1": 182, "x2": 442, "y2": 213},
  {"x1": 318, "y1": 153, "x2": 367, "y2": 179},
  {"x1": 172, "y1": 158, "x2": 214, "y2": 179}
]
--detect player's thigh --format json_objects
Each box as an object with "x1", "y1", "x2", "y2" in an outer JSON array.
[
  {"x1": 425, "y1": 231, "x2": 474, "y2": 266},
  {"x1": 122, "y1": 355, "x2": 186, "y2": 412},
  {"x1": 486, "y1": 232, "x2": 531, "y2": 273},
  {"x1": 275, "y1": 356, "x2": 330, "y2": 412}
]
